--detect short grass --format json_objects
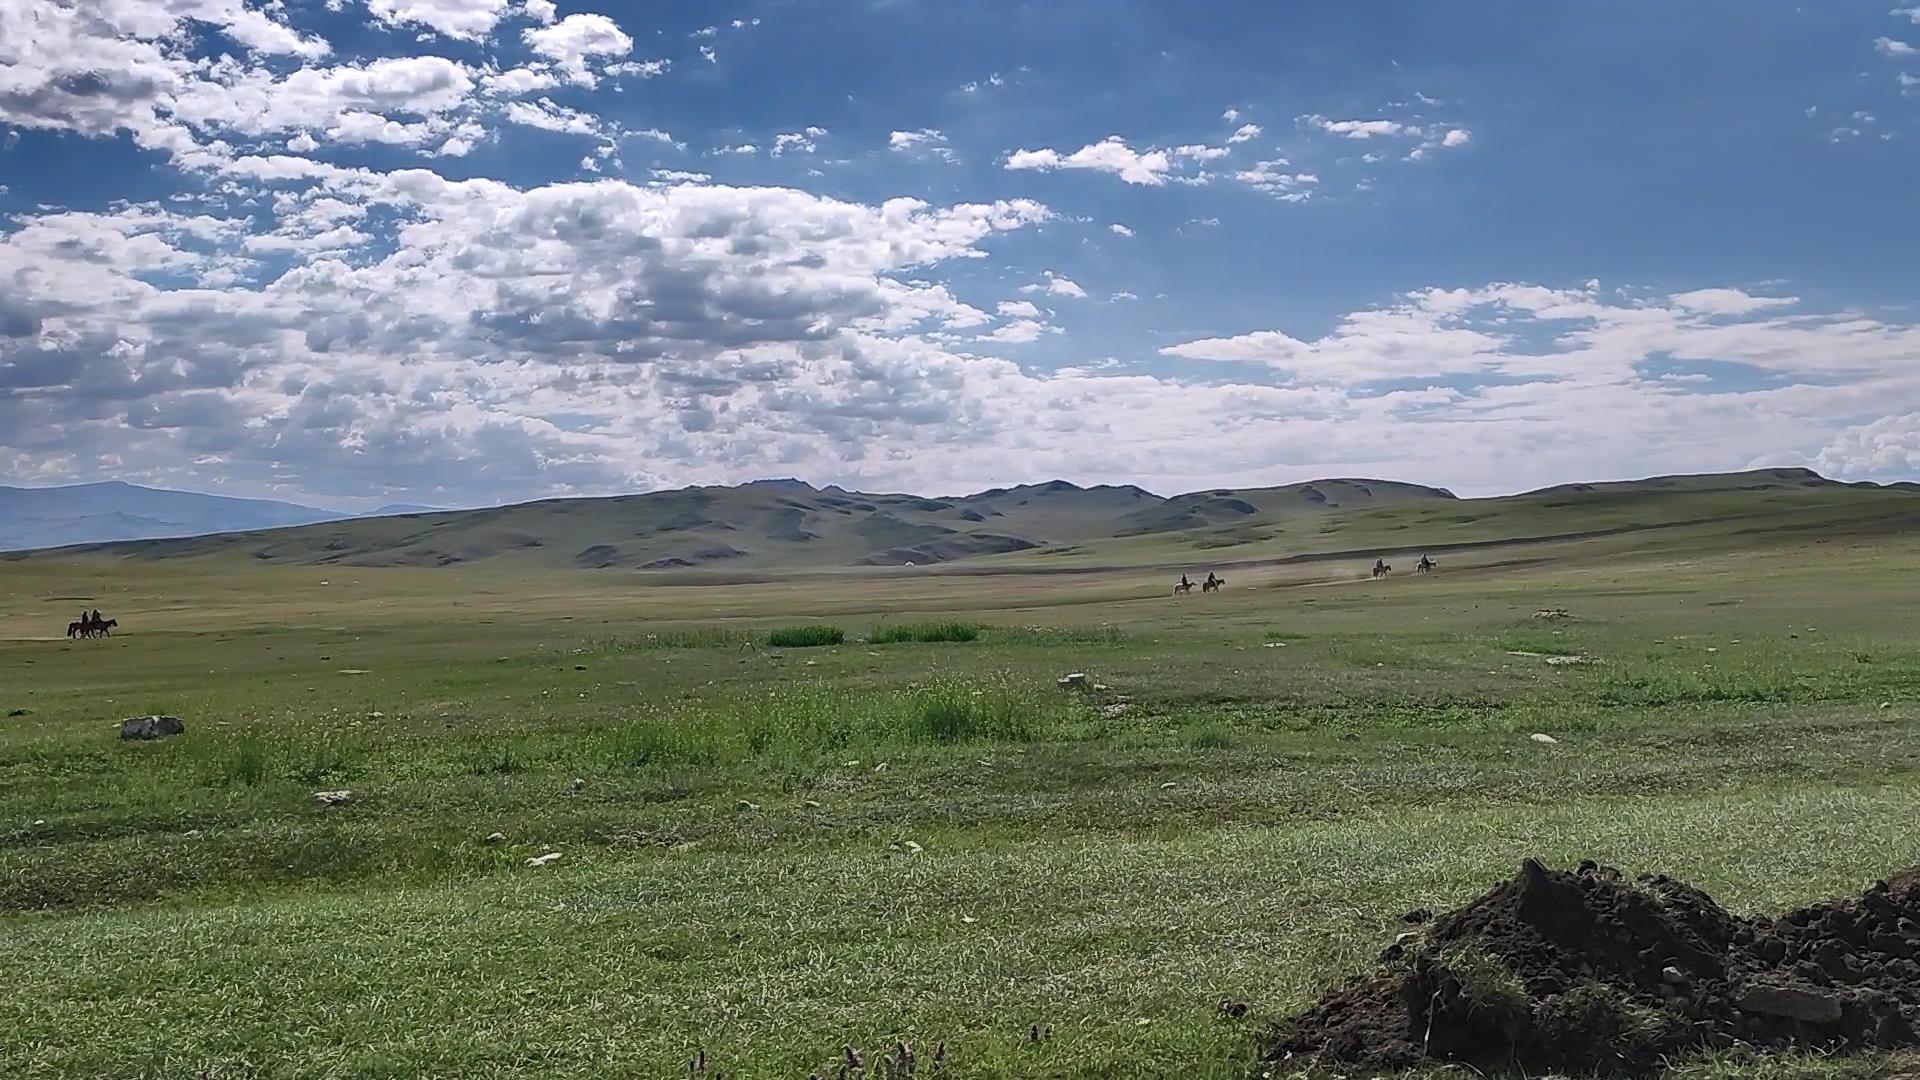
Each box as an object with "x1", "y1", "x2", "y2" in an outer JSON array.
[{"x1": 2, "y1": 524, "x2": 1919, "y2": 1077}]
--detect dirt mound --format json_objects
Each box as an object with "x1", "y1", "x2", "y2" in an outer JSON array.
[{"x1": 1265, "y1": 859, "x2": 1920, "y2": 1076}]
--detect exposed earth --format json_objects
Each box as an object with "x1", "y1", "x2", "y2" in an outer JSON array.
[{"x1": 1268, "y1": 859, "x2": 1920, "y2": 1076}]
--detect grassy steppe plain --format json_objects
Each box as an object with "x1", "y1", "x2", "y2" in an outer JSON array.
[{"x1": 2, "y1": 500, "x2": 1918, "y2": 1077}]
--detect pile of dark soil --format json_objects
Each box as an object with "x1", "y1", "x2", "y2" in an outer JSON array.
[{"x1": 1265, "y1": 859, "x2": 1920, "y2": 1076}]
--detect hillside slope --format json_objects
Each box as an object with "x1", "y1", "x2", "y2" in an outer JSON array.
[{"x1": 8, "y1": 468, "x2": 1910, "y2": 572}]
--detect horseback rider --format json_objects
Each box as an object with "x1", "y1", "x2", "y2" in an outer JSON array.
[
  {"x1": 90, "y1": 608, "x2": 103, "y2": 627},
  {"x1": 1180, "y1": 573, "x2": 1191, "y2": 589},
  {"x1": 1204, "y1": 571, "x2": 1219, "y2": 589}
]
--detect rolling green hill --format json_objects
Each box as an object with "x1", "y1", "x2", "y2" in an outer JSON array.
[{"x1": 6, "y1": 467, "x2": 1912, "y2": 572}]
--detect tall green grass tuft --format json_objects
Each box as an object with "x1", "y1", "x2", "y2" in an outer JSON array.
[
  {"x1": 593, "y1": 676, "x2": 1063, "y2": 771},
  {"x1": 218, "y1": 737, "x2": 271, "y2": 787},
  {"x1": 767, "y1": 625, "x2": 845, "y2": 648},
  {"x1": 869, "y1": 622, "x2": 981, "y2": 645},
  {"x1": 907, "y1": 681, "x2": 1036, "y2": 743}
]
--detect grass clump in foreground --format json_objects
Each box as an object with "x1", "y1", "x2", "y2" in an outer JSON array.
[
  {"x1": 766, "y1": 624, "x2": 844, "y2": 647},
  {"x1": 869, "y1": 621, "x2": 981, "y2": 644},
  {"x1": 594, "y1": 676, "x2": 1062, "y2": 769}
]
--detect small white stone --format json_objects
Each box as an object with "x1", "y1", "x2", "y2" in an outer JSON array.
[
  {"x1": 526, "y1": 851, "x2": 562, "y2": 867},
  {"x1": 1529, "y1": 733, "x2": 1560, "y2": 745}
]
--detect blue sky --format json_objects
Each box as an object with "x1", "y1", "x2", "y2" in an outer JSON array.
[{"x1": 1, "y1": 0, "x2": 1917, "y2": 508}]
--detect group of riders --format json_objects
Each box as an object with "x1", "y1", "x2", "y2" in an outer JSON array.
[
  {"x1": 1374, "y1": 555, "x2": 1438, "y2": 578},
  {"x1": 1374, "y1": 553, "x2": 1436, "y2": 580},
  {"x1": 1174, "y1": 572, "x2": 1224, "y2": 595},
  {"x1": 66, "y1": 609, "x2": 115, "y2": 638},
  {"x1": 1179, "y1": 555, "x2": 1435, "y2": 593}
]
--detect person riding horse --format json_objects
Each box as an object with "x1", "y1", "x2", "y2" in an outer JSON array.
[
  {"x1": 1417, "y1": 555, "x2": 1435, "y2": 574},
  {"x1": 66, "y1": 610, "x2": 118, "y2": 638}
]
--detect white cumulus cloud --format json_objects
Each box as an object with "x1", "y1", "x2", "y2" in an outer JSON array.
[
  {"x1": 523, "y1": 13, "x2": 633, "y2": 85},
  {"x1": 1005, "y1": 136, "x2": 1173, "y2": 185}
]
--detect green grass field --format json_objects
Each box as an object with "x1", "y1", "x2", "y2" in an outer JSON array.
[{"x1": 3, "y1": 498, "x2": 1919, "y2": 1077}]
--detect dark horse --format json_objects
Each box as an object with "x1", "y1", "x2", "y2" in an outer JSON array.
[
  {"x1": 1371, "y1": 560, "x2": 1392, "y2": 579},
  {"x1": 1202, "y1": 574, "x2": 1225, "y2": 593},
  {"x1": 67, "y1": 617, "x2": 117, "y2": 639}
]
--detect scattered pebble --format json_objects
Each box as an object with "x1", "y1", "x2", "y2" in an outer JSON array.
[
  {"x1": 1263, "y1": 641, "x2": 1287, "y2": 648},
  {"x1": 1544, "y1": 655, "x2": 1594, "y2": 666},
  {"x1": 1529, "y1": 733, "x2": 1560, "y2": 745},
  {"x1": 902, "y1": 840, "x2": 924, "y2": 855},
  {"x1": 526, "y1": 852, "x2": 563, "y2": 868},
  {"x1": 1160, "y1": 781, "x2": 1177, "y2": 789},
  {"x1": 483, "y1": 832, "x2": 507, "y2": 844},
  {"x1": 312, "y1": 789, "x2": 354, "y2": 807}
]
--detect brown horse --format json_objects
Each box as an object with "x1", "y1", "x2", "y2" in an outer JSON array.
[
  {"x1": 1202, "y1": 575, "x2": 1225, "y2": 593},
  {"x1": 1371, "y1": 561, "x2": 1392, "y2": 579},
  {"x1": 67, "y1": 617, "x2": 117, "y2": 638}
]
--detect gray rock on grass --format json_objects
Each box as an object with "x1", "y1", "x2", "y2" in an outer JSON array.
[{"x1": 120, "y1": 715, "x2": 185, "y2": 741}]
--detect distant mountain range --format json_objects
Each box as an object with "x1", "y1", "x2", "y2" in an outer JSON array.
[
  {"x1": 7, "y1": 466, "x2": 1910, "y2": 572},
  {"x1": 0, "y1": 482, "x2": 456, "y2": 552},
  {"x1": 0, "y1": 482, "x2": 343, "y2": 552}
]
